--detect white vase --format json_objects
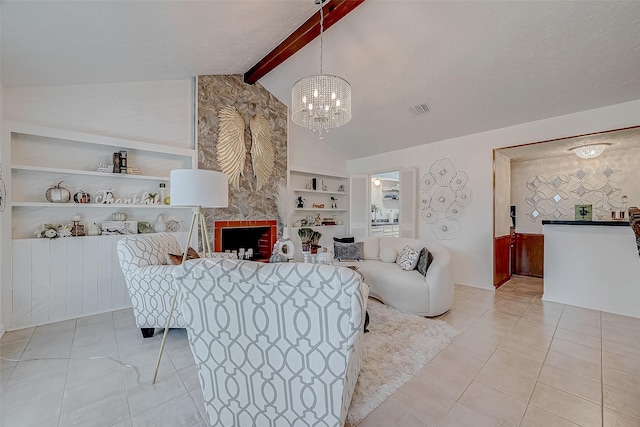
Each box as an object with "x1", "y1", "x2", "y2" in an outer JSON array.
[
  {"x1": 155, "y1": 214, "x2": 166, "y2": 232},
  {"x1": 282, "y1": 224, "x2": 291, "y2": 239}
]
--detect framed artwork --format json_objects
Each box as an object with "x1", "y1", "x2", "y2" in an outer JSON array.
[{"x1": 575, "y1": 204, "x2": 592, "y2": 221}]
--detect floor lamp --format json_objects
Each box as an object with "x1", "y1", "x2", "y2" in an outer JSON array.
[{"x1": 153, "y1": 169, "x2": 228, "y2": 384}]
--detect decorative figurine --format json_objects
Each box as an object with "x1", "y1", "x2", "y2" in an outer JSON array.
[
  {"x1": 322, "y1": 180, "x2": 328, "y2": 191},
  {"x1": 331, "y1": 196, "x2": 337, "y2": 209},
  {"x1": 297, "y1": 196, "x2": 305, "y2": 208},
  {"x1": 315, "y1": 213, "x2": 322, "y2": 226}
]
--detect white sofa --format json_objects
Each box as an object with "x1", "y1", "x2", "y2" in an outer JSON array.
[
  {"x1": 336, "y1": 237, "x2": 454, "y2": 316},
  {"x1": 173, "y1": 258, "x2": 369, "y2": 427}
]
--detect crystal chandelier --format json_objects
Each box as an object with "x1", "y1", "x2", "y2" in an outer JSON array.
[
  {"x1": 571, "y1": 144, "x2": 606, "y2": 159},
  {"x1": 291, "y1": 2, "x2": 351, "y2": 139}
]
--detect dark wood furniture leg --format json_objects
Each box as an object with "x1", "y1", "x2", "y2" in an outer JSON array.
[{"x1": 140, "y1": 328, "x2": 155, "y2": 338}]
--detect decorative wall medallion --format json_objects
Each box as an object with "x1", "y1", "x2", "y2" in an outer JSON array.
[{"x1": 420, "y1": 158, "x2": 472, "y2": 240}]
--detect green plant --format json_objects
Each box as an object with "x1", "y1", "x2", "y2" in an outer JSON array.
[
  {"x1": 297, "y1": 227, "x2": 314, "y2": 244},
  {"x1": 310, "y1": 231, "x2": 322, "y2": 246}
]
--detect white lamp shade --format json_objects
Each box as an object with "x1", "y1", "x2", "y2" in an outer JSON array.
[{"x1": 170, "y1": 169, "x2": 228, "y2": 208}]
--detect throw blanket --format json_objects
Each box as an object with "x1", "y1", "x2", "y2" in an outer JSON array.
[{"x1": 630, "y1": 207, "x2": 640, "y2": 257}]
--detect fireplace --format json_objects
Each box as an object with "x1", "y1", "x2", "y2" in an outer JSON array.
[{"x1": 214, "y1": 220, "x2": 277, "y2": 262}]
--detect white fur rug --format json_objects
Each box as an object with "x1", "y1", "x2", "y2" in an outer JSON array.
[{"x1": 347, "y1": 299, "x2": 459, "y2": 425}]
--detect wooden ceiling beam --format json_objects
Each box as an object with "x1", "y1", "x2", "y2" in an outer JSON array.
[{"x1": 243, "y1": 0, "x2": 366, "y2": 85}]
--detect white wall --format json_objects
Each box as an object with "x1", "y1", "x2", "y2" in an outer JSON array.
[
  {"x1": 3, "y1": 80, "x2": 193, "y2": 149},
  {"x1": 288, "y1": 121, "x2": 347, "y2": 176},
  {"x1": 0, "y1": 3, "x2": 4, "y2": 335},
  {"x1": 348, "y1": 99, "x2": 640, "y2": 289}
]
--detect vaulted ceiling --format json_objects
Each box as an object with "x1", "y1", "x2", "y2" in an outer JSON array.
[{"x1": 2, "y1": 1, "x2": 640, "y2": 160}]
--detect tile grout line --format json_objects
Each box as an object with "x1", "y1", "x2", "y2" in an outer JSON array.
[
  {"x1": 600, "y1": 310, "x2": 604, "y2": 427},
  {"x1": 56, "y1": 319, "x2": 76, "y2": 427}
]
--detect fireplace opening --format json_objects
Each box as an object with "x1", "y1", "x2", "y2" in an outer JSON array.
[
  {"x1": 221, "y1": 227, "x2": 271, "y2": 260},
  {"x1": 214, "y1": 220, "x2": 277, "y2": 262}
]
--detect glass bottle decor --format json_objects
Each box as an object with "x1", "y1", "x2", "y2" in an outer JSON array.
[{"x1": 158, "y1": 183, "x2": 166, "y2": 205}]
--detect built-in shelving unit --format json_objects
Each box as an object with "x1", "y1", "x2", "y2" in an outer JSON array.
[
  {"x1": 293, "y1": 189, "x2": 349, "y2": 196},
  {"x1": 293, "y1": 208, "x2": 348, "y2": 212},
  {"x1": 288, "y1": 168, "x2": 350, "y2": 261},
  {"x1": 6, "y1": 121, "x2": 195, "y2": 239},
  {"x1": 2, "y1": 121, "x2": 197, "y2": 329},
  {"x1": 12, "y1": 202, "x2": 188, "y2": 208},
  {"x1": 12, "y1": 164, "x2": 170, "y2": 181}
]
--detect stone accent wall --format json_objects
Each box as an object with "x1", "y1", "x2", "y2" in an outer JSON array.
[{"x1": 197, "y1": 75, "x2": 287, "y2": 227}]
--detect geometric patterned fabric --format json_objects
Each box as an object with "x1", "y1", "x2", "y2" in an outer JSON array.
[
  {"x1": 116, "y1": 233, "x2": 188, "y2": 329},
  {"x1": 173, "y1": 258, "x2": 369, "y2": 427}
]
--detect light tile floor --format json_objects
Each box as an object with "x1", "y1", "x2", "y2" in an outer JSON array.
[{"x1": 1, "y1": 275, "x2": 639, "y2": 426}]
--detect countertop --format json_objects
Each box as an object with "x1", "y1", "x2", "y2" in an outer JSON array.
[
  {"x1": 371, "y1": 221, "x2": 399, "y2": 227},
  {"x1": 541, "y1": 220, "x2": 629, "y2": 227}
]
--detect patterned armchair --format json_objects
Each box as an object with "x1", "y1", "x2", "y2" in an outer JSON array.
[
  {"x1": 116, "y1": 233, "x2": 187, "y2": 337},
  {"x1": 173, "y1": 258, "x2": 369, "y2": 427}
]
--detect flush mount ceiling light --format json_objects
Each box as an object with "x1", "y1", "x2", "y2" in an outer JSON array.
[
  {"x1": 291, "y1": 0, "x2": 351, "y2": 139},
  {"x1": 373, "y1": 179, "x2": 381, "y2": 186},
  {"x1": 571, "y1": 144, "x2": 606, "y2": 159}
]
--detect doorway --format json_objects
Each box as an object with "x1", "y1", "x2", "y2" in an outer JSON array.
[{"x1": 370, "y1": 171, "x2": 400, "y2": 238}]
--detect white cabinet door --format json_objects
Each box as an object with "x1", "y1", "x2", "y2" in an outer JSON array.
[
  {"x1": 349, "y1": 175, "x2": 370, "y2": 237},
  {"x1": 399, "y1": 166, "x2": 417, "y2": 238}
]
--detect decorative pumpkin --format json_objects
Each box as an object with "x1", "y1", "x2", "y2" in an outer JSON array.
[
  {"x1": 112, "y1": 212, "x2": 127, "y2": 221},
  {"x1": 137, "y1": 221, "x2": 154, "y2": 234},
  {"x1": 87, "y1": 223, "x2": 101, "y2": 236},
  {"x1": 45, "y1": 181, "x2": 71, "y2": 203},
  {"x1": 73, "y1": 190, "x2": 92, "y2": 204}
]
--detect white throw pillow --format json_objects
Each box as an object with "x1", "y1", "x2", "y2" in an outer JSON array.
[
  {"x1": 379, "y1": 247, "x2": 397, "y2": 263},
  {"x1": 396, "y1": 245, "x2": 420, "y2": 270}
]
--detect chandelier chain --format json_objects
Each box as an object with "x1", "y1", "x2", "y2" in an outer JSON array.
[{"x1": 319, "y1": 5, "x2": 324, "y2": 75}]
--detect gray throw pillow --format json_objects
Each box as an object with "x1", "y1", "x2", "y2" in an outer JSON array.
[
  {"x1": 334, "y1": 241, "x2": 364, "y2": 261},
  {"x1": 416, "y1": 247, "x2": 434, "y2": 276}
]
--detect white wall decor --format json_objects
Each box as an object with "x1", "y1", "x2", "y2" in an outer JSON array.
[
  {"x1": 420, "y1": 159, "x2": 472, "y2": 240},
  {"x1": 525, "y1": 164, "x2": 622, "y2": 222}
]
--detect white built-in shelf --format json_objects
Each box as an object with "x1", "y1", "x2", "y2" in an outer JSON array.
[
  {"x1": 289, "y1": 168, "x2": 348, "y2": 179},
  {"x1": 6, "y1": 121, "x2": 195, "y2": 157},
  {"x1": 12, "y1": 202, "x2": 183, "y2": 209},
  {"x1": 291, "y1": 225, "x2": 346, "y2": 229},
  {"x1": 293, "y1": 189, "x2": 348, "y2": 196},
  {"x1": 293, "y1": 208, "x2": 348, "y2": 212},
  {"x1": 12, "y1": 165, "x2": 169, "y2": 181}
]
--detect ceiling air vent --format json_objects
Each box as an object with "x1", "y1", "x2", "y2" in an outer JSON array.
[{"x1": 408, "y1": 102, "x2": 431, "y2": 117}]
